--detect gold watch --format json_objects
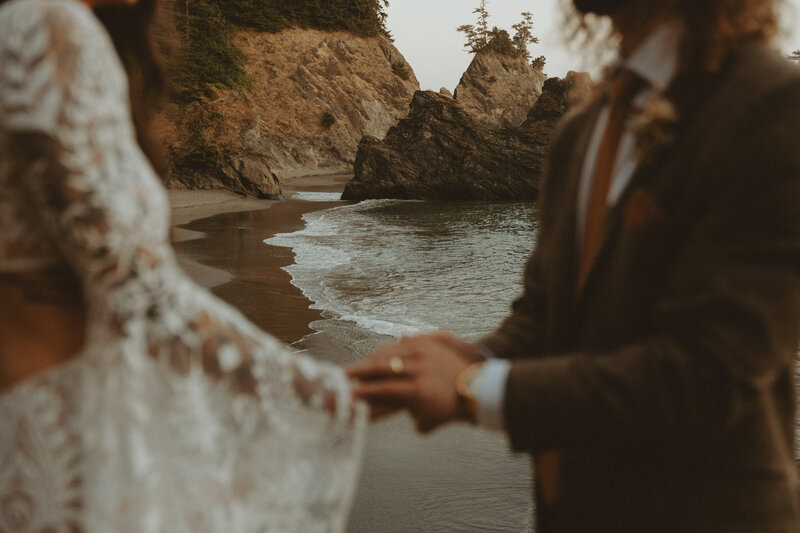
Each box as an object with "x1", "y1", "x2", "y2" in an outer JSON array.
[{"x1": 456, "y1": 362, "x2": 484, "y2": 424}]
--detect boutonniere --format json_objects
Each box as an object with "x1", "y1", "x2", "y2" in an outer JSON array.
[
  {"x1": 632, "y1": 87, "x2": 678, "y2": 164},
  {"x1": 623, "y1": 187, "x2": 665, "y2": 230}
]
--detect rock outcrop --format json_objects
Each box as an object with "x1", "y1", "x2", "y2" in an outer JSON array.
[
  {"x1": 342, "y1": 90, "x2": 539, "y2": 201},
  {"x1": 164, "y1": 28, "x2": 419, "y2": 197},
  {"x1": 453, "y1": 52, "x2": 546, "y2": 128},
  {"x1": 342, "y1": 72, "x2": 592, "y2": 202},
  {"x1": 167, "y1": 155, "x2": 284, "y2": 199}
]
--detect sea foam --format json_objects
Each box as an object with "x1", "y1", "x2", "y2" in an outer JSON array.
[{"x1": 265, "y1": 199, "x2": 538, "y2": 341}]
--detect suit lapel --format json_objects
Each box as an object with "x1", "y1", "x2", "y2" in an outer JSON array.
[
  {"x1": 548, "y1": 97, "x2": 607, "y2": 332},
  {"x1": 573, "y1": 69, "x2": 721, "y2": 302}
]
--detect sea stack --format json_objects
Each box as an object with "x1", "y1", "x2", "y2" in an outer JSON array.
[
  {"x1": 453, "y1": 52, "x2": 546, "y2": 128},
  {"x1": 342, "y1": 72, "x2": 593, "y2": 201}
]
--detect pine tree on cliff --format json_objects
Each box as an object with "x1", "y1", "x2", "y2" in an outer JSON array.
[
  {"x1": 457, "y1": 0, "x2": 490, "y2": 53},
  {"x1": 457, "y1": 2, "x2": 543, "y2": 68},
  {"x1": 511, "y1": 12, "x2": 538, "y2": 59},
  {"x1": 786, "y1": 50, "x2": 800, "y2": 64},
  {"x1": 474, "y1": 0, "x2": 491, "y2": 50}
]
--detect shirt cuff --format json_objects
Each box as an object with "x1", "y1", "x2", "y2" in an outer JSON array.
[{"x1": 473, "y1": 358, "x2": 511, "y2": 431}]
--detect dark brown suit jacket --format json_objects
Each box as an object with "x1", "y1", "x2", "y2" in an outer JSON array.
[{"x1": 483, "y1": 44, "x2": 800, "y2": 532}]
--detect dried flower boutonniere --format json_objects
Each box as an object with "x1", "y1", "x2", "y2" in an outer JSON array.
[{"x1": 631, "y1": 87, "x2": 679, "y2": 165}]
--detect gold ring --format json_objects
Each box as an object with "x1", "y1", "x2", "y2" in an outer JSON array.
[{"x1": 389, "y1": 356, "x2": 404, "y2": 375}]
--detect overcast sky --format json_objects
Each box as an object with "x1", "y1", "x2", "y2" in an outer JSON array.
[{"x1": 386, "y1": 0, "x2": 800, "y2": 91}]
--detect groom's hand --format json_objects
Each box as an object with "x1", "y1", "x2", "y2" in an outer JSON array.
[{"x1": 346, "y1": 332, "x2": 482, "y2": 433}]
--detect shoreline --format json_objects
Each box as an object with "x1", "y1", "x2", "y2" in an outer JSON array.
[
  {"x1": 169, "y1": 176, "x2": 351, "y2": 345},
  {"x1": 170, "y1": 189, "x2": 279, "y2": 287},
  {"x1": 169, "y1": 172, "x2": 353, "y2": 228},
  {"x1": 168, "y1": 178, "x2": 534, "y2": 533}
]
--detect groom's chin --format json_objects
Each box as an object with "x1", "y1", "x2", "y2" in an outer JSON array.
[{"x1": 572, "y1": 0, "x2": 633, "y2": 16}]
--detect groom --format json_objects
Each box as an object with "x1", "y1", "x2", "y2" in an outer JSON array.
[{"x1": 348, "y1": 0, "x2": 800, "y2": 531}]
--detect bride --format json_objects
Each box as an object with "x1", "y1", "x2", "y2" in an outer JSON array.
[{"x1": 0, "y1": 0, "x2": 365, "y2": 531}]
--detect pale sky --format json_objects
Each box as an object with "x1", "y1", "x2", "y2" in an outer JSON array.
[{"x1": 386, "y1": 0, "x2": 800, "y2": 91}]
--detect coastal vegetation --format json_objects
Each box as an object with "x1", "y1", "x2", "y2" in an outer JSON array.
[
  {"x1": 457, "y1": 1, "x2": 546, "y2": 70},
  {"x1": 320, "y1": 111, "x2": 337, "y2": 130},
  {"x1": 169, "y1": 0, "x2": 392, "y2": 176},
  {"x1": 391, "y1": 60, "x2": 412, "y2": 80},
  {"x1": 177, "y1": 109, "x2": 226, "y2": 173},
  {"x1": 173, "y1": 0, "x2": 391, "y2": 103}
]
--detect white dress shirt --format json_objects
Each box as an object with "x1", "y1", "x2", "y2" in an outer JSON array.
[{"x1": 473, "y1": 22, "x2": 682, "y2": 431}]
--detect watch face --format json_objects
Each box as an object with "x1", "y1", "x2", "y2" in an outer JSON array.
[
  {"x1": 457, "y1": 364, "x2": 483, "y2": 424},
  {"x1": 457, "y1": 363, "x2": 484, "y2": 400},
  {"x1": 466, "y1": 366, "x2": 482, "y2": 392}
]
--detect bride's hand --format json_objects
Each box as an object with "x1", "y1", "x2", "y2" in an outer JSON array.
[{"x1": 292, "y1": 356, "x2": 367, "y2": 424}]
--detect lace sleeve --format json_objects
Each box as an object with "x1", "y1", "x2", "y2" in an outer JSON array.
[{"x1": 0, "y1": 2, "x2": 364, "y2": 531}]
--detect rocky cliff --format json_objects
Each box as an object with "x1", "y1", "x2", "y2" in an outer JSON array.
[
  {"x1": 342, "y1": 72, "x2": 592, "y2": 201},
  {"x1": 164, "y1": 28, "x2": 419, "y2": 197},
  {"x1": 453, "y1": 52, "x2": 546, "y2": 128}
]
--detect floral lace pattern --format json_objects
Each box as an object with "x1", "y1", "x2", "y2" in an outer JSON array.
[{"x1": 0, "y1": 1, "x2": 365, "y2": 531}]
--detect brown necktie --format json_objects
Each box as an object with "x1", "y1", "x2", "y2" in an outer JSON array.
[
  {"x1": 537, "y1": 70, "x2": 645, "y2": 510},
  {"x1": 577, "y1": 69, "x2": 646, "y2": 291}
]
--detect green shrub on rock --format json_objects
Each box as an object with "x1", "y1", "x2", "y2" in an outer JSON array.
[
  {"x1": 321, "y1": 111, "x2": 337, "y2": 129},
  {"x1": 392, "y1": 61, "x2": 411, "y2": 80},
  {"x1": 456, "y1": 2, "x2": 542, "y2": 60}
]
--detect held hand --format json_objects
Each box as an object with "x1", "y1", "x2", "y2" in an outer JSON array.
[{"x1": 346, "y1": 332, "x2": 479, "y2": 433}]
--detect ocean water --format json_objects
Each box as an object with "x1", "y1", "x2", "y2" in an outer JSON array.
[
  {"x1": 267, "y1": 199, "x2": 540, "y2": 532},
  {"x1": 266, "y1": 199, "x2": 539, "y2": 342}
]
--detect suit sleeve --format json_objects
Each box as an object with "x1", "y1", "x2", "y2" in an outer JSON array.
[{"x1": 502, "y1": 80, "x2": 800, "y2": 453}]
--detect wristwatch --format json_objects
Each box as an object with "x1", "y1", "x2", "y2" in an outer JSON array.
[{"x1": 456, "y1": 362, "x2": 484, "y2": 424}]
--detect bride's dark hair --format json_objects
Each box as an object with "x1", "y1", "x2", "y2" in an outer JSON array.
[
  {"x1": 94, "y1": 0, "x2": 171, "y2": 174},
  {"x1": 0, "y1": 0, "x2": 171, "y2": 171}
]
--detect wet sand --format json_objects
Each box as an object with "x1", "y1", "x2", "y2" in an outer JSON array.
[{"x1": 170, "y1": 177, "x2": 349, "y2": 346}]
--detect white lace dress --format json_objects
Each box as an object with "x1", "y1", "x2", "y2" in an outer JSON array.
[{"x1": 0, "y1": 1, "x2": 365, "y2": 531}]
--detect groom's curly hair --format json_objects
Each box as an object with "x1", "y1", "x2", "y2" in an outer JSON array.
[
  {"x1": 679, "y1": 0, "x2": 782, "y2": 71},
  {"x1": 566, "y1": 0, "x2": 783, "y2": 72}
]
